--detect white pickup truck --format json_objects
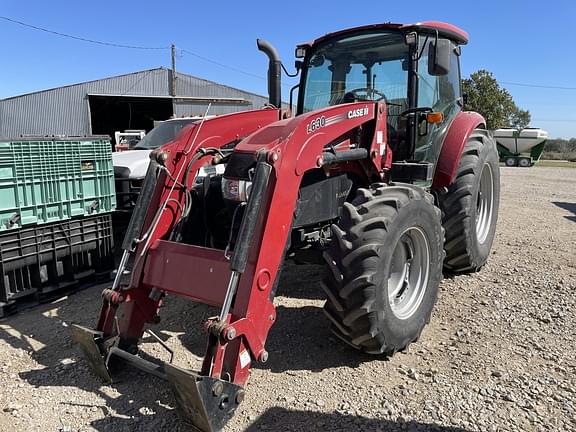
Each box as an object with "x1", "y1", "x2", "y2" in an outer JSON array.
[{"x1": 113, "y1": 117, "x2": 222, "y2": 211}]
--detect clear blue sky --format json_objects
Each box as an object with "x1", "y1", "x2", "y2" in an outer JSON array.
[{"x1": 1, "y1": 1, "x2": 575, "y2": 138}]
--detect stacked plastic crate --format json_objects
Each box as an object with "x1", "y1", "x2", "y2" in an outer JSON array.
[{"x1": 0, "y1": 136, "x2": 116, "y2": 315}]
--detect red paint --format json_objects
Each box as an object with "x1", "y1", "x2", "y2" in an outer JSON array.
[
  {"x1": 256, "y1": 269, "x2": 271, "y2": 291},
  {"x1": 142, "y1": 240, "x2": 231, "y2": 307},
  {"x1": 433, "y1": 111, "x2": 486, "y2": 188},
  {"x1": 96, "y1": 108, "x2": 280, "y2": 343},
  {"x1": 298, "y1": 21, "x2": 468, "y2": 50},
  {"x1": 96, "y1": 101, "x2": 391, "y2": 387}
]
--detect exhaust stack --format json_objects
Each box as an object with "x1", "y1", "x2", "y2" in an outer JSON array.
[{"x1": 257, "y1": 39, "x2": 281, "y2": 109}]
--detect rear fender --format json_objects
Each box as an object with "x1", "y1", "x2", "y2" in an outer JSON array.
[{"x1": 433, "y1": 111, "x2": 485, "y2": 188}]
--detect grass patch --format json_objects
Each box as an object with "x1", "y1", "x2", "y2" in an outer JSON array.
[{"x1": 537, "y1": 160, "x2": 576, "y2": 168}]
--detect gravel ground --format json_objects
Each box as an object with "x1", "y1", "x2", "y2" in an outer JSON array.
[{"x1": 1, "y1": 166, "x2": 575, "y2": 432}]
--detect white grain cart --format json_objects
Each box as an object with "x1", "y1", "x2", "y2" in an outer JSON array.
[{"x1": 493, "y1": 128, "x2": 548, "y2": 167}]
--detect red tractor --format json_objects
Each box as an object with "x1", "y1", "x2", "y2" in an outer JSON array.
[{"x1": 73, "y1": 21, "x2": 499, "y2": 431}]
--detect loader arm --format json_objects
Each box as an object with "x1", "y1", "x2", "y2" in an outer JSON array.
[{"x1": 73, "y1": 101, "x2": 389, "y2": 432}]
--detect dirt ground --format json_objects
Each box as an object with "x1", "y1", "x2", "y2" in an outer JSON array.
[{"x1": 1, "y1": 166, "x2": 575, "y2": 432}]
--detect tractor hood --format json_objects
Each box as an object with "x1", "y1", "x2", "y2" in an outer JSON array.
[{"x1": 112, "y1": 150, "x2": 151, "y2": 180}]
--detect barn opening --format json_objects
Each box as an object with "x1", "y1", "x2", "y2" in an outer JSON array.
[{"x1": 88, "y1": 95, "x2": 174, "y2": 144}]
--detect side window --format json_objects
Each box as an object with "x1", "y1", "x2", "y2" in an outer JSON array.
[
  {"x1": 417, "y1": 39, "x2": 438, "y2": 108},
  {"x1": 437, "y1": 46, "x2": 461, "y2": 110},
  {"x1": 415, "y1": 39, "x2": 463, "y2": 166},
  {"x1": 417, "y1": 40, "x2": 460, "y2": 112}
]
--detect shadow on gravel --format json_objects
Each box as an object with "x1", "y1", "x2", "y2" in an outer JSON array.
[
  {"x1": 247, "y1": 407, "x2": 470, "y2": 432},
  {"x1": 260, "y1": 304, "x2": 375, "y2": 373},
  {"x1": 276, "y1": 262, "x2": 328, "y2": 301},
  {"x1": 0, "y1": 262, "x2": 400, "y2": 431},
  {"x1": 553, "y1": 201, "x2": 576, "y2": 222}
]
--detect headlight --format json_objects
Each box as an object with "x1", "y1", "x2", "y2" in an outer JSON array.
[{"x1": 221, "y1": 178, "x2": 252, "y2": 202}]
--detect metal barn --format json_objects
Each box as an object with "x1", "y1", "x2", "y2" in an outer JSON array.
[{"x1": 0, "y1": 68, "x2": 269, "y2": 141}]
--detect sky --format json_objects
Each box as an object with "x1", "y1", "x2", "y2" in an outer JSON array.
[{"x1": 1, "y1": 1, "x2": 575, "y2": 138}]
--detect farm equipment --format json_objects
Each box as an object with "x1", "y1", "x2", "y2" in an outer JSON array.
[
  {"x1": 72, "y1": 21, "x2": 500, "y2": 431},
  {"x1": 493, "y1": 127, "x2": 548, "y2": 167},
  {"x1": 493, "y1": 128, "x2": 548, "y2": 168}
]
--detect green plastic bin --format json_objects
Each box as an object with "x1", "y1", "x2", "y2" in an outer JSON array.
[{"x1": 0, "y1": 136, "x2": 116, "y2": 231}]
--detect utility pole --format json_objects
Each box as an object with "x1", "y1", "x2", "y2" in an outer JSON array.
[{"x1": 170, "y1": 44, "x2": 176, "y2": 96}]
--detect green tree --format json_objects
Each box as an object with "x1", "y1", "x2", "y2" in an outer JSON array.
[{"x1": 461, "y1": 70, "x2": 531, "y2": 129}]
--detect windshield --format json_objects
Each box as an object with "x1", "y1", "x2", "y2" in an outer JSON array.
[
  {"x1": 301, "y1": 31, "x2": 409, "y2": 114},
  {"x1": 134, "y1": 119, "x2": 198, "y2": 150}
]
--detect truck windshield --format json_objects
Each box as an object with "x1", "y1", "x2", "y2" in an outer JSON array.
[
  {"x1": 301, "y1": 31, "x2": 409, "y2": 114},
  {"x1": 134, "y1": 119, "x2": 197, "y2": 150}
]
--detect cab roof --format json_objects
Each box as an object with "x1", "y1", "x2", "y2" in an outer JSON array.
[{"x1": 298, "y1": 21, "x2": 469, "y2": 49}]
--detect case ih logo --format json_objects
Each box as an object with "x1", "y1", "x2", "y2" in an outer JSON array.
[{"x1": 347, "y1": 106, "x2": 369, "y2": 119}]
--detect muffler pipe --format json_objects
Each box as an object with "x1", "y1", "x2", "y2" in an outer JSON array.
[{"x1": 257, "y1": 39, "x2": 282, "y2": 109}]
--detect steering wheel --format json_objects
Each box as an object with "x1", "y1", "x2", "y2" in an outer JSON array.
[{"x1": 343, "y1": 87, "x2": 388, "y2": 103}]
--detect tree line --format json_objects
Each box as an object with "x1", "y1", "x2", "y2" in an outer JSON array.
[
  {"x1": 461, "y1": 69, "x2": 531, "y2": 130},
  {"x1": 544, "y1": 138, "x2": 576, "y2": 153}
]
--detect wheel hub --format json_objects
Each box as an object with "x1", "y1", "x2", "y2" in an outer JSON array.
[
  {"x1": 476, "y1": 163, "x2": 494, "y2": 244},
  {"x1": 387, "y1": 227, "x2": 430, "y2": 320}
]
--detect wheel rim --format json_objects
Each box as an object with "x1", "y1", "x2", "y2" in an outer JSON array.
[
  {"x1": 387, "y1": 227, "x2": 430, "y2": 320},
  {"x1": 476, "y1": 163, "x2": 494, "y2": 244}
]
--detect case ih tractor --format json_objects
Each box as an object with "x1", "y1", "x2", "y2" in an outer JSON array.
[{"x1": 73, "y1": 21, "x2": 500, "y2": 431}]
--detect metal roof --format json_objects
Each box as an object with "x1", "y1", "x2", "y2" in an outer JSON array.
[{"x1": 0, "y1": 68, "x2": 270, "y2": 136}]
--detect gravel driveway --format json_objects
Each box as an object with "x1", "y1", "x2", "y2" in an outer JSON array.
[{"x1": 1, "y1": 166, "x2": 575, "y2": 432}]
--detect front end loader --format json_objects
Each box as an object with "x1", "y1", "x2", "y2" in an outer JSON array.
[{"x1": 73, "y1": 21, "x2": 500, "y2": 431}]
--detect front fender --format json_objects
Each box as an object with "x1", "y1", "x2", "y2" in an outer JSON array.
[{"x1": 433, "y1": 111, "x2": 486, "y2": 188}]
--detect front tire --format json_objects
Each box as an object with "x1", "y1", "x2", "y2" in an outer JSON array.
[
  {"x1": 438, "y1": 129, "x2": 500, "y2": 273},
  {"x1": 323, "y1": 184, "x2": 444, "y2": 355}
]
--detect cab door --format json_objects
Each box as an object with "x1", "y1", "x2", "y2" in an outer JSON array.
[{"x1": 414, "y1": 39, "x2": 462, "y2": 168}]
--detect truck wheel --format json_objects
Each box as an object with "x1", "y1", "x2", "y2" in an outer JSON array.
[
  {"x1": 518, "y1": 157, "x2": 531, "y2": 168},
  {"x1": 504, "y1": 157, "x2": 517, "y2": 167},
  {"x1": 438, "y1": 129, "x2": 500, "y2": 273},
  {"x1": 323, "y1": 184, "x2": 444, "y2": 355}
]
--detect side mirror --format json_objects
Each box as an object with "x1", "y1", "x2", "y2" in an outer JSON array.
[{"x1": 428, "y1": 39, "x2": 451, "y2": 76}]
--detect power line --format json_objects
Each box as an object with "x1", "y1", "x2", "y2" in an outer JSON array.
[
  {"x1": 0, "y1": 15, "x2": 169, "y2": 50},
  {"x1": 179, "y1": 48, "x2": 296, "y2": 89},
  {"x1": 502, "y1": 81, "x2": 576, "y2": 90},
  {"x1": 1, "y1": 15, "x2": 297, "y2": 91},
  {"x1": 180, "y1": 49, "x2": 267, "y2": 81}
]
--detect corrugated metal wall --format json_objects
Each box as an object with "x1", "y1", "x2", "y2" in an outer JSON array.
[
  {"x1": 174, "y1": 73, "x2": 268, "y2": 116},
  {"x1": 0, "y1": 68, "x2": 269, "y2": 137}
]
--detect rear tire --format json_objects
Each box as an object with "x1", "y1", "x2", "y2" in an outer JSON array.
[
  {"x1": 323, "y1": 184, "x2": 444, "y2": 355},
  {"x1": 504, "y1": 157, "x2": 517, "y2": 167},
  {"x1": 438, "y1": 129, "x2": 500, "y2": 273}
]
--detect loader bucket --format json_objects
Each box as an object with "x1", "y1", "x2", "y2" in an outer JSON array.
[
  {"x1": 165, "y1": 363, "x2": 244, "y2": 432},
  {"x1": 72, "y1": 323, "x2": 243, "y2": 432},
  {"x1": 70, "y1": 324, "x2": 112, "y2": 383}
]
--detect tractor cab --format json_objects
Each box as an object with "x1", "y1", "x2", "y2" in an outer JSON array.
[{"x1": 292, "y1": 22, "x2": 466, "y2": 178}]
